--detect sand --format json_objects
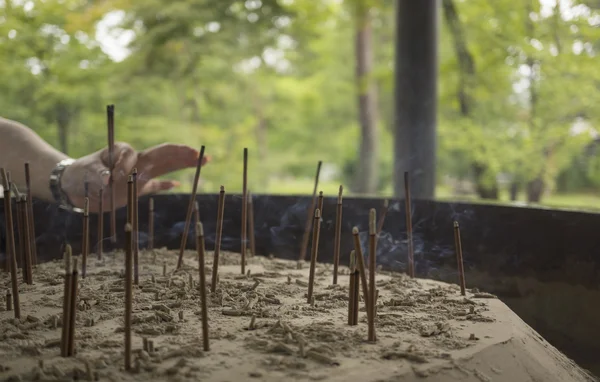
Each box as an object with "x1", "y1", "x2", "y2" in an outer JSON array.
[{"x1": 0, "y1": 249, "x2": 596, "y2": 382}]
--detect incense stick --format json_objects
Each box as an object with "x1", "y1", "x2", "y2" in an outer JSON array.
[
  {"x1": 351, "y1": 227, "x2": 370, "y2": 325},
  {"x1": 1, "y1": 169, "x2": 20, "y2": 319},
  {"x1": 241, "y1": 148, "x2": 248, "y2": 275},
  {"x1": 24, "y1": 163, "x2": 37, "y2": 266},
  {"x1": 148, "y1": 198, "x2": 154, "y2": 250},
  {"x1": 132, "y1": 169, "x2": 139, "y2": 285},
  {"x1": 353, "y1": 265, "x2": 360, "y2": 325},
  {"x1": 60, "y1": 244, "x2": 72, "y2": 357},
  {"x1": 377, "y1": 199, "x2": 389, "y2": 234},
  {"x1": 248, "y1": 190, "x2": 256, "y2": 258},
  {"x1": 176, "y1": 146, "x2": 206, "y2": 269},
  {"x1": 194, "y1": 201, "x2": 200, "y2": 242},
  {"x1": 333, "y1": 186, "x2": 343, "y2": 285},
  {"x1": 453, "y1": 221, "x2": 466, "y2": 296},
  {"x1": 15, "y1": 195, "x2": 26, "y2": 282},
  {"x1": 124, "y1": 223, "x2": 133, "y2": 370},
  {"x1": 81, "y1": 198, "x2": 89, "y2": 279},
  {"x1": 196, "y1": 222, "x2": 210, "y2": 351},
  {"x1": 348, "y1": 250, "x2": 356, "y2": 325},
  {"x1": 317, "y1": 191, "x2": 324, "y2": 213},
  {"x1": 97, "y1": 187, "x2": 104, "y2": 260},
  {"x1": 368, "y1": 209, "x2": 377, "y2": 342},
  {"x1": 21, "y1": 196, "x2": 33, "y2": 284},
  {"x1": 211, "y1": 186, "x2": 226, "y2": 292},
  {"x1": 299, "y1": 161, "x2": 322, "y2": 261},
  {"x1": 106, "y1": 105, "x2": 116, "y2": 244},
  {"x1": 307, "y1": 209, "x2": 322, "y2": 303},
  {"x1": 67, "y1": 256, "x2": 79, "y2": 356},
  {"x1": 404, "y1": 172, "x2": 415, "y2": 278}
]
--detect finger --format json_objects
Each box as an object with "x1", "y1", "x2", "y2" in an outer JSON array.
[
  {"x1": 136, "y1": 144, "x2": 208, "y2": 180},
  {"x1": 100, "y1": 142, "x2": 138, "y2": 181},
  {"x1": 139, "y1": 179, "x2": 181, "y2": 195}
]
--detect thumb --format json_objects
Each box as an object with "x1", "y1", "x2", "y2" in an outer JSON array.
[{"x1": 100, "y1": 142, "x2": 137, "y2": 182}]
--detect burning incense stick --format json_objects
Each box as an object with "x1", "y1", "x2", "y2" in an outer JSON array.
[
  {"x1": 81, "y1": 198, "x2": 89, "y2": 279},
  {"x1": 67, "y1": 256, "x2": 79, "y2": 357},
  {"x1": 299, "y1": 161, "x2": 323, "y2": 261},
  {"x1": 107, "y1": 105, "x2": 116, "y2": 244},
  {"x1": 211, "y1": 186, "x2": 226, "y2": 292},
  {"x1": 60, "y1": 244, "x2": 72, "y2": 357},
  {"x1": 196, "y1": 222, "x2": 210, "y2": 351},
  {"x1": 453, "y1": 221, "x2": 466, "y2": 296},
  {"x1": 333, "y1": 186, "x2": 343, "y2": 285},
  {"x1": 97, "y1": 187, "x2": 104, "y2": 260},
  {"x1": 317, "y1": 191, "x2": 324, "y2": 213},
  {"x1": 241, "y1": 148, "x2": 248, "y2": 275},
  {"x1": 307, "y1": 209, "x2": 322, "y2": 303},
  {"x1": 368, "y1": 209, "x2": 377, "y2": 342},
  {"x1": 351, "y1": 227, "x2": 370, "y2": 325},
  {"x1": 194, "y1": 201, "x2": 200, "y2": 240},
  {"x1": 377, "y1": 199, "x2": 389, "y2": 234},
  {"x1": 1, "y1": 169, "x2": 20, "y2": 319},
  {"x1": 176, "y1": 146, "x2": 206, "y2": 270},
  {"x1": 24, "y1": 163, "x2": 37, "y2": 266},
  {"x1": 132, "y1": 169, "x2": 139, "y2": 285},
  {"x1": 148, "y1": 198, "x2": 154, "y2": 250},
  {"x1": 248, "y1": 190, "x2": 256, "y2": 258},
  {"x1": 20, "y1": 196, "x2": 32, "y2": 284},
  {"x1": 404, "y1": 172, "x2": 415, "y2": 278},
  {"x1": 124, "y1": 223, "x2": 133, "y2": 370},
  {"x1": 348, "y1": 250, "x2": 356, "y2": 325}
]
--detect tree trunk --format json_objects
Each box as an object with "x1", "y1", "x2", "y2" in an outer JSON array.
[
  {"x1": 526, "y1": 178, "x2": 544, "y2": 203},
  {"x1": 443, "y1": 0, "x2": 499, "y2": 199},
  {"x1": 353, "y1": 4, "x2": 379, "y2": 194}
]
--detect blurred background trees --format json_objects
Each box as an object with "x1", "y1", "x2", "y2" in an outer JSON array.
[{"x1": 1, "y1": 0, "x2": 600, "y2": 209}]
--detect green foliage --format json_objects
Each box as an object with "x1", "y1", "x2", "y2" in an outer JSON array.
[{"x1": 1, "y1": 0, "x2": 600, "y2": 206}]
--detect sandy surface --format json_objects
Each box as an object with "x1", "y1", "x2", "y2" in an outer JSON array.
[{"x1": 0, "y1": 249, "x2": 596, "y2": 382}]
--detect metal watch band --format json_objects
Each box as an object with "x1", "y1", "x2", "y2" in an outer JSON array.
[{"x1": 49, "y1": 158, "x2": 77, "y2": 211}]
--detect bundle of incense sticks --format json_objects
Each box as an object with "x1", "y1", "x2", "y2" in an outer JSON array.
[
  {"x1": 368, "y1": 209, "x2": 377, "y2": 342},
  {"x1": 351, "y1": 227, "x2": 370, "y2": 330},
  {"x1": 196, "y1": 222, "x2": 210, "y2": 351},
  {"x1": 81, "y1": 198, "x2": 89, "y2": 278},
  {"x1": 148, "y1": 197, "x2": 154, "y2": 250},
  {"x1": 132, "y1": 169, "x2": 139, "y2": 285},
  {"x1": 241, "y1": 148, "x2": 248, "y2": 274},
  {"x1": 24, "y1": 163, "x2": 37, "y2": 266},
  {"x1": 299, "y1": 161, "x2": 322, "y2": 261},
  {"x1": 1, "y1": 168, "x2": 20, "y2": 319},
  {"x1": 404, "y1": 171, "x2": 415, "y2": 278},
  {"x1": 177, "y1": 146, "x2": 206, "y2": 269},
  {"x1": 60, "y1": 245, "x2": 72, "y2": 357},
  {"x1": 124, "y1": 223, "x2": 133, "y2": 370},
  {"x1": 106, "y1": 105, "x2": 116, "y2": 244},
  {"x1": 211, "y1": 186, "x2": 226, "y2": 292},
  {"x1": 332, "y1": 185, "x2": 343, "y2": 284},
  {"x1": 307, "y1": 209, "x2": 322, "y2": 303},
  {"x1": 453, "y1": 221, "x2": 466, "y2": 296},
  {"x1": 97, "y1": 187, "x2": 104, "y2": 260},
  {"x1": 248, "y1": 190, "x2": 256, "y2": 258}
]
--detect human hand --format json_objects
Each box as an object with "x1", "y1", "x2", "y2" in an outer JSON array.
[{"x1": 61, "y1": 142, "x2": 208, "y2": 212}]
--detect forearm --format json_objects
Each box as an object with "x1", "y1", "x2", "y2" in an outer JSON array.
[{"x1": 0, "y1": 117, "x2": 69, "y2": 201}]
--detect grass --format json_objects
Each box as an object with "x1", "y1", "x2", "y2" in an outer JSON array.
[{"x1": 265, "y1": 179, "x2": 600, "y2": 212}]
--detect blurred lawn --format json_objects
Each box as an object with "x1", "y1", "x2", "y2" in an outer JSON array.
[{"x1": 265, "y1": 180, "x2": 600, "y2": 212}]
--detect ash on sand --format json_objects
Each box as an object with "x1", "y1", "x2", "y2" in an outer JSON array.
[{"x1": 0, "y1": 249, "x2": 596, "y2": 382}]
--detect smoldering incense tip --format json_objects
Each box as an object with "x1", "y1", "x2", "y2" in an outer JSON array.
[
  {"x1": 127, "y1": 175, "x2": 133, "y2": 183},
  {"x1": 196, "y1": 222, "x2": 204, "y2": 237},
  {"x1": 125, "y1": 223, "x2": 132, "y2": 232},
  {"x1": 352, "y1": 227, "x2": 359, "y2": 235},
  {"x1": 454, "y1": 221, "x2": 459, "y2": 228},
  {"x1": 369, "y1": 209, "x2": 376, "y2": 235},
  {"x1": 220, "y1": 185, "x2": 225, "y2": 192},
  {"x1": 132, "y1": 168, "x2": 137, "y2": 175}
]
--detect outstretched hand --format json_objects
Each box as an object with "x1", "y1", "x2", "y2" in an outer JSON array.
[{"x1": 61, "y1": 142, "x2": 208, "y2": 212}]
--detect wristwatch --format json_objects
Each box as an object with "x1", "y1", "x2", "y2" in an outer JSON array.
[{"x1": 49, "y1": 158, "x2": 81, "y2": 212}]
